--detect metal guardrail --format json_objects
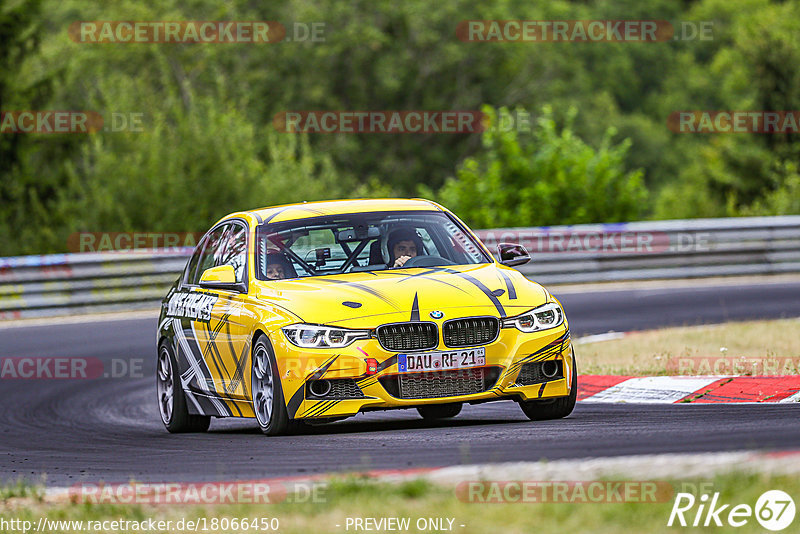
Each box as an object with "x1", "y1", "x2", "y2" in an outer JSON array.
[
  {"x1": 2, "y1": 216, "x2": 799, "y2": 319},
  {"x1": 475, "y1": 216, "x2": 800, "y2": 284}
]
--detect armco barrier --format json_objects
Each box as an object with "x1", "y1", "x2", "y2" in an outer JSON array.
[
  {"x1": 475, "y1": 216, "x2": 800, "y2": 284},
  {"x1": 1, "y1": 216, "x2": 800, "y2": 319}
]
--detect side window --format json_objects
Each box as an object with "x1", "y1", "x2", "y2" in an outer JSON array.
[
  {"x1": 183, "y1": 240, "x2": 205, "y2": 286},
  {"x1": 217, "y1": 223, "x2": 248, "y2": 283},
  {"x1": 443, "y1": 220, "x2": 485, "y2": 263},
  {"x1": 191, "y1": 224, "x2": 229, "y2": 285}
]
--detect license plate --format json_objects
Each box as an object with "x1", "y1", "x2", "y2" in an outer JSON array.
[{"x1": 398, "y1": 347, "x2": 486, "y2": 373}]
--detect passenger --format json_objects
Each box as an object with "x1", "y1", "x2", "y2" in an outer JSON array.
[
  {"x1": 265, "y1": 252, "x2": 293, "y2": 280},
  {"x1": 387, "y1": 227, "x2": 423, "y2": 268}
]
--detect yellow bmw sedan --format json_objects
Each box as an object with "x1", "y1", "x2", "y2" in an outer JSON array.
[{"x1": 156, "y1": 198, "x2": 576, "y2": 435}]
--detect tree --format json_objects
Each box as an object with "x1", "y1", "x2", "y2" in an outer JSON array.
[{"x1": 431, "y1": 106, "x2": 647, "y2": 228}]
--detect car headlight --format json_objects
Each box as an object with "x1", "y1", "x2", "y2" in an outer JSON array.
[
  {"x1": 281, "y1": 324, "x2": 371, "y2": 348},
  {"x1": 501, "y1": 303, "x2": 564, "y2": 332}
]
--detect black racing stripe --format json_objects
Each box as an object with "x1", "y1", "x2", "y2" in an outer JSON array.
[
  {"x1": 252, "y1": 212, "x2": 263, "y2": 223},
  {"x1": 519, "y1": 342, "x2": 567, "y2": 369},
  {"x1": 395, "y1": 268, "x2": 444, "y2": 279},
  {"x1": 200, "y1": 314, "x2": 233, "y2": 384},
  {"x1": 233, "y1": 341, "x2": 251, "y2": 398},
  {"x1": 507, "y1": 331, "x2": 570, "y2": 373},
  {"x1": 220, "y1": 321, "x2": 244, "y2": 416},
  {"x1": 205, "y1": 311, "x2": 233, "y2": 378},
  {"x1": 443, "y1": 269, "x2": 506, "y2": 317},
  {"x1": 317, "y1": 400, "x2": 342, "y2": 417},
  {"x1": 397, "y1": 271, "x2": 472, "y2": 294},
  {"x1": 226, "y1": 328, "x2": 251, "y2": 396},
  {"x1": 309, "y1": 355, "x2": 340, "y2": 380},
  {"x1": 497, "y1": 269, "x2": 518, "y2": 300},
  {"x1": 376, "y1": 355, "x2": 397, "y2": 372},
  {"x1": 373, "y1": 267, "x2": 446, "y2": 280},
  {"x1": 176, "y1": 318, "x2": 216, "y2": 392},
  {"x1": 300, "y1": 402, "x2": 323, "y2": 418},
  {"x1": 218, "y1": 335, "x2": 248, "y2": 416},
  {"x1": 304, "y1": 400, "x2": 337, "y2": 418},
  {"x1": 286, "y1": 387, "x2": 305, "y2": 419},
  {"x1": 560, "y1": 329, "x2": 571, "y2": 352},
  {"x1": 292, "y1": 206, "x2": 328, "y2": 216},
  {"x1": 193, "y1": 393, "x2": 229, "y2": 417},
  {"x1": 410, "y1": 292, "x2": 420, "y2": 321},
  {"x1": 261, "y1": 207, "x2": 290, "y2": 224},
  {"x1": 303, "y1": 401, "x2": 333, "y2": 417},
  {"x1": 537, "y1": 383, "x2": 546, "y2": 398},
  {"x1": 287, "y1": 355, "x2": 338, "y2": 419},
  {"x1": 315, "y1": 279, "x2": 401, "y2": 310},
  {"x1": 200, "y1": 316, "x2": 243, "y2": 416}
]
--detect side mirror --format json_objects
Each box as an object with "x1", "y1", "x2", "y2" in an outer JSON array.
[
  {"x1": 199, "y1": 265, "x2": 246, "y2": 292},
  {"x1": 498, "y1": 243, "x2": 531, "y2": 267}
]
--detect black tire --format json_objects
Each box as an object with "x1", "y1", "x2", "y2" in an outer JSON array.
[
  {"x1": 156, "y1": 342, "x2": 211, "y2": 433},
  {"x1": 417, "y1": 402, "x2": 462, "y2": 420},
  {"x1": 251, "y1": 335, "x2": 291, "y2": 436},
  {"x1": 519, "y1": 350, "x2": 578, "y2": 421}
]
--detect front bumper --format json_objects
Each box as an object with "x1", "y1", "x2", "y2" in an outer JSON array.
[{"x1": 273, "y1": 323, "x2": 574, "y2": 420}]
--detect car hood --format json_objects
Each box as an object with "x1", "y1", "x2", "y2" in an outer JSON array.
[{"x1": 252, "y1": 263, "x2": 548, "y2": 328}]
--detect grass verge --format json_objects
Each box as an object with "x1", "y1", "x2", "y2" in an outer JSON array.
[
  {"x1": 577, "y1": 318, "x2": 800, "y2": 376},
  {"x1": 2, "y1": 472, "x2": 798, "y2": 533}
]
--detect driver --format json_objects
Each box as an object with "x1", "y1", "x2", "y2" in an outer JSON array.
[{"x1": 387, "y1": 227, "x2": 423, "y2": 268}]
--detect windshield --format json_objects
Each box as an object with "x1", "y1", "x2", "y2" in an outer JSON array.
[{"x1": 255, "y1": 210, "x2": 491, "y2": 280}]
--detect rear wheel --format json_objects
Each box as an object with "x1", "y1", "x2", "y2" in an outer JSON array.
[
  {"x1": 252, "y1": 335, "x2": 290, "y2": 436},
  {"x1": 519, "y1": 351, "x2": 577, "y2": 421},
  {"x1": 156, "y1": 343, "x2": 210, "y2": 433},
  {"x1": 417, "y1": 402, "x2": 462, "y2": 420}
]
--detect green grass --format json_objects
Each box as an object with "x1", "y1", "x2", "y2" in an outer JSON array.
[
  {"x1": 577, "y1": 318, "x2": 800, "y2": 376},
  {"x1": 2, "y1": 472, "x2": 798, "y2": 533},
  {"x1": 0, "y1": 479, "x2": 42, "y2": 502}
]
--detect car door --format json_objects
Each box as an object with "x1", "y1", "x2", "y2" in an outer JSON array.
[
  {"x1": 166, "y1": 223, "x2": 230, "y2": 415},
  {"x1": 190, "y1": 220, "x2": 251, "y2": 414}
]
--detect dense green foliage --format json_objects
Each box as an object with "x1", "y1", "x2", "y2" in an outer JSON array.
[
  {"x1": 431, "y1": 106, "x2": 647, "y2": 227},
  {"x1": 1, "y1": 0, "x2": 798, "y2": 255}
]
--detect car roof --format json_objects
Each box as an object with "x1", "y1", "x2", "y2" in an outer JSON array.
[{"x1": 232, "y1": 198, "x2": 444, "y2": 225}]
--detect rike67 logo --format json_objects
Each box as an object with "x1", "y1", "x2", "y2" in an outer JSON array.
[{"x1": 668, "y1": 490, "x2": 795, "y2": 531}]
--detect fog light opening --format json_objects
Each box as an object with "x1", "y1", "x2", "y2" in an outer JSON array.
[
  {"x1": 541, "y1": 360, "x2": 559, "y2": 379},
  {"x1": 309, "y1": 379, "x2": 332, "y2": 397}
]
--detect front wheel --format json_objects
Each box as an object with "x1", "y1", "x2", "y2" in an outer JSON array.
[
  {"x1": 519, "y1": 350, "x2": 577, "y2": 421},
  {"x1": 251, "y1": 335, "x2": 290, "y2": 436},
  {"x1": 156, "y1": 342, "x2": 210, "y2": 433}
]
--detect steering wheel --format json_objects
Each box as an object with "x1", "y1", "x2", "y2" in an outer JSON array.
[{"x1": 401, "y1": 255, "x2": 457, "y2": 268}]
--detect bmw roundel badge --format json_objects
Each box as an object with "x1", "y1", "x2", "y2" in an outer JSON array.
[{"x1": 430, "y1": 310, "x2": 444, "y2": 319}]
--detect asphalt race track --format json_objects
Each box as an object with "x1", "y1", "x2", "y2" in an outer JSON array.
[{"x1": 1, "y1": 280, "x2": 799, "y2": 486}]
